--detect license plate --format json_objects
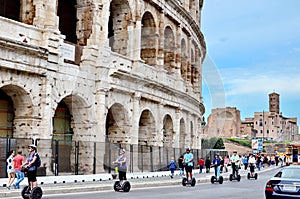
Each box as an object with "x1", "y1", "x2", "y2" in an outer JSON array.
[{"x1": 283, "y1": 186, "x2": 297, "y2": 192}]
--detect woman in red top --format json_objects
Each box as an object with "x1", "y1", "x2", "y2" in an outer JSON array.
[
  {"x1": 13, "y1": 149, "x2": 25, "y2": 189},
  {"x1": 197, "y1": 157, "x2": 205, "y2": 173}
]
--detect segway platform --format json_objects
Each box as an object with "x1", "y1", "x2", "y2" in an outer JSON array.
[
  {"x1": 182, "y1": 177, "x2": 196, "y2": 187},
  {"x1": 113, "y1": 181, "x2": 131, "y2": 192},
  {"x1": 247, "y1": 172, "x2": 258, "y2": 180},
  {"x1": 211, "y1": 175, "x2": 223, "y2": 184},
  {"x1": 21, "y1": 185, "x2": 43, "y2": 199}
]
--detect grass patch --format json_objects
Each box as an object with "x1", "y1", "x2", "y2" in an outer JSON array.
[{"x1": 227, "y1": 138, "x2": 251, "y2": 148}]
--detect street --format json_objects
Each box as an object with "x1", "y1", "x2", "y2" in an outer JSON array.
[{"x1": 27, "y1": 168, "x2": 280, "y2": 199}]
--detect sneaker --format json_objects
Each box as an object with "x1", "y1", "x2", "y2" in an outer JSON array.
[
  {"x1": 6, "y1": 186, "x2": 11, "y2": 190},
  {"x1": 170, "y1": 175, "x2": 173, "y2": 179},
  {"x1": 13, "y1": 184, "x2": 17, "y2": 189}
]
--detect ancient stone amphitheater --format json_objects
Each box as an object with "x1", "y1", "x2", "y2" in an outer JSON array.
[{"x1": 0, "y1": 0, "x2": 206, "y2": 175}]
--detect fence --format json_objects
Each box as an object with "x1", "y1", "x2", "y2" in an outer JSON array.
[{"x1": 0, "y1": 138, "x2": 227, "y2": 178}]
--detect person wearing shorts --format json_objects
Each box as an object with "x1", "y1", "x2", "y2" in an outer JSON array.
[
  {"x1": 23, "y1": 144, "x2": 38, "y2": 191},
  {"x1": 183, "y1": 148, "x2": 194, "y2": 180}
]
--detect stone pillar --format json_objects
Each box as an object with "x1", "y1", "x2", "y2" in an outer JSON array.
[
  {"x1": 44, "y1": 0, "x2": 58, "y2": 28},
  {"x1": 157, "y1": 12, "x2": 165, "y2": 70},
  {"x1": 127, "y1": 21, "x2": 142, "y2": 60},
  {"x1": 131, "y1": 92, "x2": 141, "y2": 171},
  {"x1": 173, "y1": 108, "x2": 181, "y2": 148}
]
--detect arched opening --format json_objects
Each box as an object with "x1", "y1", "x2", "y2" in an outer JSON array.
[
  {"x1": 0, "y1": 89, "x2": 14, "y2": 138},
  {"x1": 57, "y1": 0, "x2": 77, "y2": 43},
  {"x1": 162, "y1": 114, "x2": 174, "y2": 148},
  {"x1": 0, "y1": 0, "x2": 20, "y2": 21},
  {"x1": 141, "y1": 11, "x2": 157, "y2": 66},
  {"x1": 104, "y1": 103, "x2": 130, "y2": 172},
  {"x1": 179, "y1": 118, "x2": 186, "y2": 148},
  {"x1": 108, "y1": 0, "x2": 132, "y2": 56},
  {"x1": 180, "y1": 39, "x2": 187, "y2": 80},
  {"x1": 164, "y1": 26, "x2": 175, "y2": 74},
  {"x1": 52, "y1": 100, "x2": 73, "y2": 173},
  {"x1": 138, "y1": 109, "x2": 156, "y2": 171}
]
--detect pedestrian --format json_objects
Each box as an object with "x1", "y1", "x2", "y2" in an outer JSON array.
[
  {"x1": 178, "y1": 155, "x2": 185, "y2": 176},
  {"x1": 22, "y1": 144, "x2": 39, "y2": 192},
  {"x1": 112, "y1": 149, "x2": 127, "y2": 187},
  {"x1": 256, "y1": 153, "x2": 262, "y2": 171},
  {"x1": 167, "y1": 157, "x2": 177, "y2": 178},
  {"x1": 6, "y1": 150, "x2": 16, "y2": 190},
  {"x1": 205, "y1": 156, "x2": 211, "y2": 173},
  {"x1": 242, "y1": 155, "x2": 248, "y2": 170},
  {"x1": 13, "y1": 149, "x2": 25, "y2": 189},
  {"x1": 197, "y1": 157, "x2": 204, "y2": 173},
  {"x1": 223, "y1": 155, "x2": 229, "y2": 173}
]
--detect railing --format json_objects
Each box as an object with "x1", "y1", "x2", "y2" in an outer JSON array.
[{"x1": 0, "y1": 138, "x2": 227, "y2": 178}]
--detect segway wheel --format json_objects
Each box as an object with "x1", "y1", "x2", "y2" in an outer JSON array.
[
  {"x1": 219, "y1": 176, "x2": 223, "y2": 184},
  {"x1": 254, "y1": 173, "x2": 258, "y2": 180},
  {"x1": 122, "y1": 181, "x2": 131, "y2": 192},
  {"x1": 229, "y1": 174, "x2": 233, "y2": 181},
  {"x1": 247, "y1": 173, "x2": 250, "y2": 179},
  {"x1": 237, "y1": 175, "x2": 241, "y2": 182},
  {"x1": 182, "y1": 177, "x2": 187, "y2": 186},
  {"x1": 211, "y1": 176, "x2": 215, "y2": 184},
  {"x1": 113, "y1": 181, "x2": 120, "y2": 191},
  {"x1": 30, "y1": 187, "x2": 43, "y2": 199},
  {"x1": 21, "y1": 186, "x2": 30, "y2": 199},
  {"x1": 191, "y1": 178, "x2": 196, "y2": 187}
]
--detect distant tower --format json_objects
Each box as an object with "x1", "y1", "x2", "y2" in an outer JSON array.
[{"x1": 269, "y1": 92, "x2": 280, "y2": 114}]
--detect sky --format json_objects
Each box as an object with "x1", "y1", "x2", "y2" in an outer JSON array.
[{"x1": 201, "y1": 0, "x2": 300, "y2": 123}]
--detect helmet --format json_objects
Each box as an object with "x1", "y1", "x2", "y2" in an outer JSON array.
[
  {"x1": 28, "y1": 144, "x2": 37, "y2": 150},
  {"x1": 120, "y1": 149, "x2": 126, "y2": 154},
  {"x1": 186, "y1": 148, "x2": 190, "y2": 151}
]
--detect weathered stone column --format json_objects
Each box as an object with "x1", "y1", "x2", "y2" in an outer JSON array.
[
  {"x1": 131, "y1": 92, "x2": 141, "y2": 172},
  {"x1": 127, "y1": 21, "x2": 142, "y2": 60}
]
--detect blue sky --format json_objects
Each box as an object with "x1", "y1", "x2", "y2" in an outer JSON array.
[{"x1": 201, "y1": 0, "x2": 300, "y2": 123}]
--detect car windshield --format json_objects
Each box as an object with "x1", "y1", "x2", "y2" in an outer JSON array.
[{"x1": 275, "y1": 168, "x2": 300, "y2": 179}]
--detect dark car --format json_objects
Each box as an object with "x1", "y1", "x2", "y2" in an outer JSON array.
[{"x1": 265, "y1": 165, "x2": 300, "y2": 199}]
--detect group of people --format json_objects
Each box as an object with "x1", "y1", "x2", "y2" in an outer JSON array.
[{"x1": 6, "y1": 144, "x2": 40, "y2": 192}]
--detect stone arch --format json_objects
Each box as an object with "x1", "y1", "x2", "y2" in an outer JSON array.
[
  {"x1": 0, "y1": 88, "x2": 14, "y2": 138},
  {"x1": 0, "y1": 0, "x2": 20, "y2": 22},
  {"x1": 138, "y1": 109, "x2": 156, "y2": 146},
  {"x1": 141, "y1": 11, "x2": 157, "y2": 66},
  {"x1": 0, "y1": 84, "x2": 33, "y2": 120},
  {"x1": 162, "y1": 114, "x2": 174, "y2": 148},
  {"x1": 105, "y1": 103, "x2": 130, "y2": 143},
  {"x1": 57, "y1": 0, "x2": 77, "y2": 44},
  {"x1": 179, "y1": 118, "x2": 186, "y2": 148},
  {"x1": 180, "y1": 39, "x2": 187, "y2": 80},
  {"x1": 108, "y1": 0, "x2": 132, "y2": 56},
  {"x1": 164, "y1": 26, "x2": 175, "y2": 74}
]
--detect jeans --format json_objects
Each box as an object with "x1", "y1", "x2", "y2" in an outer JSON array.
[
  {"x1": 179, "y1": 167, "x2": 184, "y2": 176},
  {"x1": 14, "y1": 170, "x2": 24, "y2": 189},
  {"x1": 215, "y1": 166, "x2": 221, "y2": 178},
  {"x1": 199, "y1": 165, "x2": 203, "y2": 173}
]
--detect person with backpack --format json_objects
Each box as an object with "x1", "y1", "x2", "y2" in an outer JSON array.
[{"x1": 22, "y1": 144, "x2": 40, "y2": 192}]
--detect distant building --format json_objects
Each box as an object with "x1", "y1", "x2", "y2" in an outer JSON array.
[
  {"x1": 204, "y1": 92, "x2": 299, "y2": 142},
  {"x1": 203, "y1": 107, "x2": 241, "y2": 138},
  {"x1": 240, "y1": 92, "x2": 298, "y2": 141}
]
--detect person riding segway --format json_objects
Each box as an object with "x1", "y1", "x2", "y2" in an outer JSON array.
[
  {"x1": 211, "y1": 153, "x2": 223, "y2": 184},
  {"x1": 182, "y1": 148, "x2": 196, "y2": 186},
  {"x1": 229, "y1": 150, "x2": 241, "y2": 182},
  {"x1": 247, "y1": 153, "x2": 258, "y2": 180},
  {"x1": 112, "y1": 149, "x2": 130, "y2": 192},
  {"x1": 21, "y1": 144, "x2": 43, "y2": 199}
]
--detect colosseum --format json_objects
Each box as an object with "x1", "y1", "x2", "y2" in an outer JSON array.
[{"x1": 0, "y1": 0, "x2": 206, "y2": 176}]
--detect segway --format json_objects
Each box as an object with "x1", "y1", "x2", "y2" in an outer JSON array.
[
  {"x1": 247, "y1": 172, "x2": 258, "y2": 180},
  {"x1": 182, "y1": 176, "x2": 196, "y2": 187},
  {"x1": 21, "y1": 185, "x2": 43, "y2": 199},
  {"x1": 113, "y1": 180, "x2": 131, "y2": 192},
  {"x1": 229, "y1": 163, "x2": 241, "y2": 182},
  {"x1": 211, "y1": 175, "x2": 223, "y2": 184}
]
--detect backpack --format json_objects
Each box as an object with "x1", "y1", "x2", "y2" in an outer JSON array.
[{"x1": 35, "y1": 153, "x2": 41, "y2": 167}]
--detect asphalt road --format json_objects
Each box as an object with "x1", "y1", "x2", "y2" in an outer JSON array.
[{"x1": 29, "y1": 168, "x2": 280, "y2": 199}]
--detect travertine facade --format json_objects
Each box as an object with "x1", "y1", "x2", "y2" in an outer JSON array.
[{"x1": 0, "y1": 0, "x2": 206, "y2": 174}]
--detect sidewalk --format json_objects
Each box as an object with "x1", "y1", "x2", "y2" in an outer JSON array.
[{"x1": 0, "y1": 165, "x2": 281, "y2": 198}]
